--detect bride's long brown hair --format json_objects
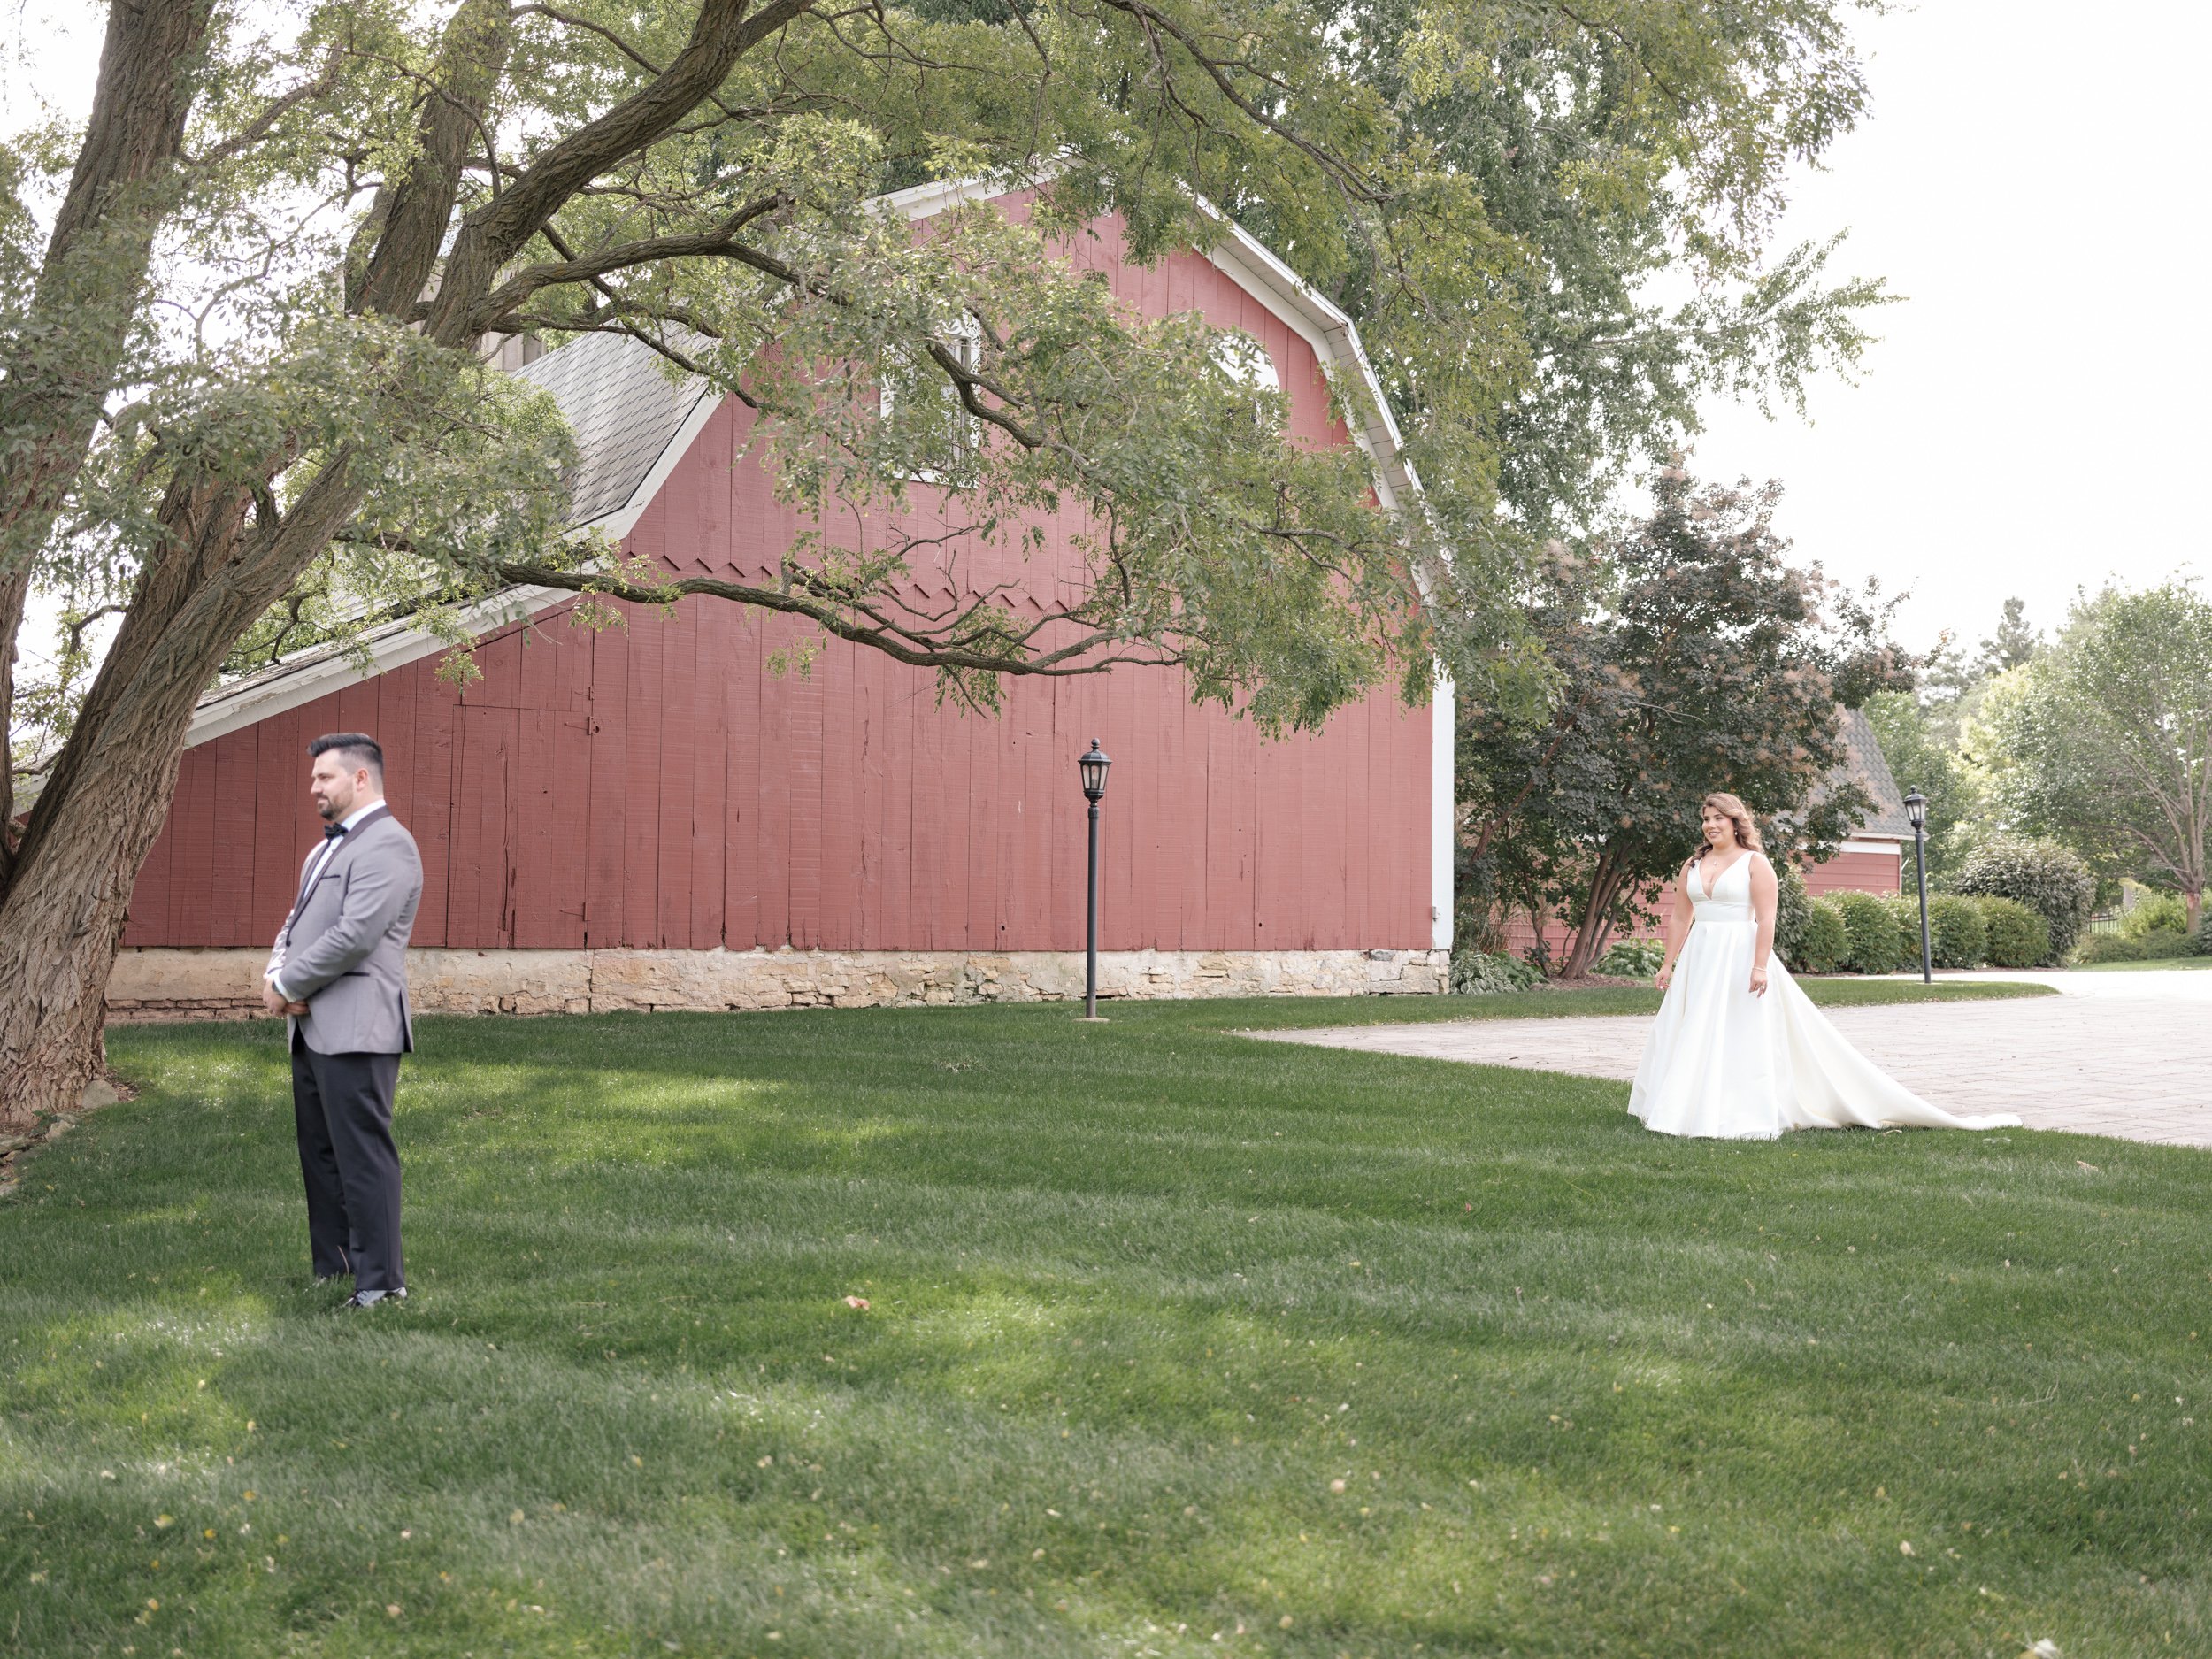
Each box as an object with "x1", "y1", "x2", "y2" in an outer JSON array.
[{"x1": 1699, "y1": 792, "x2": 1763, "y2": 853}]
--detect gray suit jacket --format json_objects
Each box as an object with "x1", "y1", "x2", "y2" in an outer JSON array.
[{"x1": 266, "y1": 808, "x2": 424, "y2": 1056}]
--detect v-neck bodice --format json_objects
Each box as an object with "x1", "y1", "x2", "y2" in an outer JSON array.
[{"x1": 1690, "y1": 851, "x2": 1754, "y2": 919}]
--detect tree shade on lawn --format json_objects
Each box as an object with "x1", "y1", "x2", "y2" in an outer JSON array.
[{"x1": 5, "y1": 982, "x2": 2207, "y2": 1658}]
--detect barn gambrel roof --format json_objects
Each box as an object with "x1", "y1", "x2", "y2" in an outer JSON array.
[{"x1": 181, "y1": 178, "x2": 1420, "y2": 750}]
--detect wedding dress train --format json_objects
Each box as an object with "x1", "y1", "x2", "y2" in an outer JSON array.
[{"x1": 1627, "y1": 852, "x2": 2023, "y2": 1140}]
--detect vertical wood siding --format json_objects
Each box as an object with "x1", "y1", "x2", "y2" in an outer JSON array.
[
  {"x1": 123, "y1": 222, "x2": 1437, "y2": 956},
  {"x1": 1803, "y1": 849, "x2": 1903, "y2": 898}
]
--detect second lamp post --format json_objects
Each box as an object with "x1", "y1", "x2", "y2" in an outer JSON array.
[
  {"x1": 1079, "y1": 740, "x2": 1111, "y2": 1018},
  {"x1": 1904, "y1": 787, "x2": 1932, "y2": 984}
]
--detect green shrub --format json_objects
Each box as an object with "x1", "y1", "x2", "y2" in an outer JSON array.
[
  {"x1": 1595, "y1": 938, "x2": 1664, "y2": 978},
  {"x1": 2073, "y1": 933, "x2": 2143, "y2": 964},
  {"x1": 1976, "y1": 896, "x2": 2049, "y2": 969},
  {"x1": 2120, "y1": 892, "x2": 2189, "y2": 940},
  {"x1": 1951, "y1": 838, "x2": 2095, "y2": 964},
  {"x1": 2137, "y1": 927, "x2": 2192, "y2": 960},
  {"x1": 1796, "y1": 898, "x2": 1851, "y2": 973},
  {"x1": 1834, "y1": 890, "x2": 1906, "y2": 974},
  {"x1": 1923, "y1": 893, "x2": 1987, "y2": 969},
  {"x1": 1880, "y1": 894, "x2": 1924, "y2": 969},
  {"x1": 1449, "y1": 950, "x2": 1548, "y2": 995},
  {"x1": 1772, "y1": 858, "x2": 1810, "y2": 969}
]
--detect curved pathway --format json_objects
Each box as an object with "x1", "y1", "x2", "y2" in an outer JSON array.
[{"x1": 1249, "y1": 971, "x2": 2212, "y2": 1148}]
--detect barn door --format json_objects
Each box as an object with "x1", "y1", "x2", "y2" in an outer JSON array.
[{"x1": 450, "y1": 705, "x2": 518, "y2": 948}]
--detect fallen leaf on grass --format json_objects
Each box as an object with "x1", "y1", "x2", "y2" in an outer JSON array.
[{"x1": 842, "y1": 1296, "x2": 870, "y2": 1310}]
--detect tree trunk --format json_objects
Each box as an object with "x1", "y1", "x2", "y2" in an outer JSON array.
[
  {"x1": 0, "y1": 681, "x2": 204, "y2": 1123},
  {"x1": 0, "y1": 0, "x2": 813, "y2": 1122},
  {"x1": 0, "y1": 0, "x2": 213, "y2": 849},
  {"x1": 1562, "y1": 846, "x2": 1629, "y2": 979},
  {"x1": 0, "y1": 0, "x2": 503, "y2": 1127}
]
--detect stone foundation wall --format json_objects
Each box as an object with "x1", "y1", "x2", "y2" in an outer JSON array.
[{"x1": 106, "y1": 945, "x2": 1449, "y2": 1022}]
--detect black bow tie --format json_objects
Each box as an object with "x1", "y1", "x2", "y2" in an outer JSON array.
[{"x1": 323, "y1": 822, "x2": 349, "y2": 841}]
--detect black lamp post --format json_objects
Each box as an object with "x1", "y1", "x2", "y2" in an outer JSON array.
[
  {"x1": 1904, "y1": 787, "x2": 1932, "y2": 985},
  {"x1": 1079, "y1": 740, "x2": 1111, "y2": 1019}
]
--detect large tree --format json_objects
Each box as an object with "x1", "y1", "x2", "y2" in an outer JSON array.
[
  {"x1": 1980, "y1": 581, "x2": 2212, "y2": 935},
  {"x1": 1456, "y1": 465, "x2": 1909, "y2": 978},
  {"x1": 1861, "y1": 687, "x2": 1985, "y2": 884},
  {"x1": 0, "y1": 0, "x2": 1888, "y2": 1122}
]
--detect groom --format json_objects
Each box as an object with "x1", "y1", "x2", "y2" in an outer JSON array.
[{"x1": 262, "y1": 733, "x2": 424, "y2": 1308}]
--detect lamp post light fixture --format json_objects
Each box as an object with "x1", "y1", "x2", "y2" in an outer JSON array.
[
  {"x1": 1903, "y1": 787, "x2": 1932, "y2": 986},
  {"x1": 1079, "y1": 740, "x2": 1111, "y2": 1020}
]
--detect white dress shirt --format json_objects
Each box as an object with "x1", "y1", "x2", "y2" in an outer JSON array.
[{"x1": 269, "y1": 798, "x2": 386, "y2": 1002}]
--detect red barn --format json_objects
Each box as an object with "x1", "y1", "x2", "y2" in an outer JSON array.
[{"x1": 107, "y1": 180, "x2": 1455, "y2": 1019}]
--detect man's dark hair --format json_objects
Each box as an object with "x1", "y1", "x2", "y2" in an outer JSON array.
[{"x1": 309, "y1": 732, "x2": 384, "y2": 781}]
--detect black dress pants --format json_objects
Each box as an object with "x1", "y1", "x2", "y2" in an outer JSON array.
[{"x1": 291, "y1": 1033, "x2": 405, "y2": 1294}]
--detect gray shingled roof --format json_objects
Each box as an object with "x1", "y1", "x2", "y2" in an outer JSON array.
[
  {"x1": 514, "y1": 330, "x2": 710, "y2": 526},
  {"x1": 1831, "y1": 704, "x2": 1913, "y2": 839}
]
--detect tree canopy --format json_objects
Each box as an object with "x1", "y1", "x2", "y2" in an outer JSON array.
[
  {"x1": 1456, "y1": 464, "x2": 1909, "y2": 977},
  {"x1": 1979, "y1": 581, "x2": 2212, "y2": 934},
  {"x1": 0, "y1": 0, "x2": 1893, "y2": 1118}
]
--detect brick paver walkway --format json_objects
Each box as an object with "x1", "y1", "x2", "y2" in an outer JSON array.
[{"x1": 1251, "y1": 971, "x2": 2212, "y2": 1148}]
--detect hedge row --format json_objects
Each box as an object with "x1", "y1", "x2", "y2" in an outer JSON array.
[{"x1": 1788, "y1": 891, "x2": 2047, "y2": 973}]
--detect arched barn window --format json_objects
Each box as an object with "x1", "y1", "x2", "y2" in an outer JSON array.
[{"x1": 880, "y1": 312, "x2": 984, "y2": 483}]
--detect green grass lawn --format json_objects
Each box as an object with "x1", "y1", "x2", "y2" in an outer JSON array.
[
  {"x1": 6, "y1": 979, "x2": 2207, "y2": 1659},
  {"x1": 2068, "y1": 955, "x2": 2212, "y2": 972}
]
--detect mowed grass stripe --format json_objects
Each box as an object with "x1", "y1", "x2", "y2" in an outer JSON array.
[{"x1": 5, "y1": 981, "x2": 2208, "y2": 1657}]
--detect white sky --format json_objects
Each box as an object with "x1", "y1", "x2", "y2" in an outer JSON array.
[
  {"x1": 7, "y1": 2, "x2": 2206, "y2": 666},
  {"x1": 1670, "y1": 0, "x2": 2211, "y2": 655}
]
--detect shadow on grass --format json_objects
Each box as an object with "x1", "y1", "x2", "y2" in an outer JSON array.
[{"x1": 0, "y1": 989, "x2": 2200, "y2": 1656}]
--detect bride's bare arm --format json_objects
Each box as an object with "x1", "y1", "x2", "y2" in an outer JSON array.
[
  {"x1": 1748, "y1": 854, "x2": 1779, "y2": 995},
  {"x1": 1655, "y1": 860, "x2": 1697, "y2": 991}
]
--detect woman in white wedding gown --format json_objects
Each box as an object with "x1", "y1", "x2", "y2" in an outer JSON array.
[{"x1": 1628, "y1": 792, "x2": 2022, "y2": 1140}]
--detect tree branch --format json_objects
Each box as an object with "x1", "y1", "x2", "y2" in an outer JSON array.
[
  {"x1": 494, "y1": 559, "x2": 1180, "y2": 678},
  {"x1": 454, "y1": 0, "x2": 823, "y2": 293},
  {"x1": 1087, "y1": 0, "x2": 1384, "y2": 203},
  {"x1": 469, "y1": 195, "x2": 791, "y2": 329},
  {"x1": 184, "y1": 44, "x2": 344, "y2": 170}
]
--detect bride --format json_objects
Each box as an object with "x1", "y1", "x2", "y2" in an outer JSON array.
[{"x1": 1628, "y1": 792, "x2": 2022, "y2": 1139}]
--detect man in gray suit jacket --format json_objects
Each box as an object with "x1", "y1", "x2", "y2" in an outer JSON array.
[{"x1": 262, "y1": 733, "x2": 424, "y2": 1308}]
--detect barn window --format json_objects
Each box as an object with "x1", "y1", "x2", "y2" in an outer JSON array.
[
  {"x1": 880, "y1": 312, "x2": 984, "y2": 483},
  {"x1": 1213, "y1": 331, "x2": 1279, "y2": 393},
  {"x1": 1212, "y1": 331, "x2": 1280, "y2": 427}
]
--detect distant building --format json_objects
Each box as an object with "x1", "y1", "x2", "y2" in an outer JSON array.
[{"x1": 1800, "y1": 705, "x2": 1909, "y2": 899}]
